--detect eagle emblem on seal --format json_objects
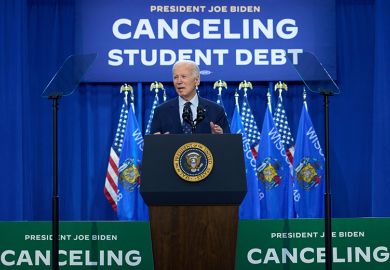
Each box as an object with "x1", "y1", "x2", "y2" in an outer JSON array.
[
  {"x1": 185, "y1": 152, "x2": 202, "y2": 172},
  {"x1": 173, "y1": 142, "x2": 214, "y2": 182}
]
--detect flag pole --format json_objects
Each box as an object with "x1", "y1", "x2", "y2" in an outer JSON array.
[
  {"x1": 104, "y1": 84, "x2": 132, "y2": 212},
  {"x1": 145, "y1": 82, "x2": 164, "y2": 135},
  {"x1": 267, "y1": 89, "x2": 272, "y2": 111}
]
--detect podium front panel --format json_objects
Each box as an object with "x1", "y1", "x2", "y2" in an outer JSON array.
[{"x1": 141, "y1": 134, "x2": 246, "y2": 205}]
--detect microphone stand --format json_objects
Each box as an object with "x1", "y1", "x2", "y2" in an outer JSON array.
[
  {"x1": 193, "y1": 106, "x2": 205, "y2": 133},
  {"x1": 187, "y1": 117, "x2": 203, "y2": 134},
  {"x1": 183, "y1": 106, "x2": 205, "y2": 134},
  {"x1": 182, "y1": 108, "x2": 195, "y2": 133}
]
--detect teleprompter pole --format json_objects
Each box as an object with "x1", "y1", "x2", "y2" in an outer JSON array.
[
  {"x1": 323, "y1": 93, "x2": 332, "y2": 270},
  {"x1": 49, "y1": 95, "x2": 60, "y2": 270}
]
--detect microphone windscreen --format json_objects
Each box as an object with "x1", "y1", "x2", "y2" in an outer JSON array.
[
  {"x1": 196, "y1": 106, "x2": 206, "y2": 121},
  {"x1": 182, "y1": 106, "x2": 191, "y2": 123}
]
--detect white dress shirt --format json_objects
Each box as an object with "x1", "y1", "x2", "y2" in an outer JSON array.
[{"x1": 178, "y1": 94, "x2": 199, "y2": 124}]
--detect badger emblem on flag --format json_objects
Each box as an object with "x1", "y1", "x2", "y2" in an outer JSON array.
[
  {"x1": 256, "y1": 157, "x2": 284, "y2": 190},
  {"x1": 118, "y1": 158, "x2": 140, "y2": 192},
  {"x1": 295, "y1": 157, "x2": 323, "y2": 191}
]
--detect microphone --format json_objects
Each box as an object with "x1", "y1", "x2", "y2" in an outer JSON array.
[
  {"x1": 182, "y1": 104, "x2": 192, "y2": 125},
  {"x1": 196, "y1": 105, "x2": 206, "y2": 124}
]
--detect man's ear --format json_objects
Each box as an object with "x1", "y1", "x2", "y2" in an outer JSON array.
[{"x1": 195, "y1": 76, "x2": 200, "y2": 86}]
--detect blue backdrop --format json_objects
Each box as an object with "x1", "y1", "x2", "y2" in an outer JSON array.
[{"x1": 1, "y1": 0, "x2": 389, "y2": 220}]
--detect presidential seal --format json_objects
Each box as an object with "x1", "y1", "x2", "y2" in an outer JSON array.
[
  {"x1": 295, "y1": 157, "x2": 323, "y2": 191},
  {"x1": 256, "y1": 157, "x2": 284, "y2": 190},
  {"x1": 173, "y1": 142, "x2": 213, "y2": 182}
]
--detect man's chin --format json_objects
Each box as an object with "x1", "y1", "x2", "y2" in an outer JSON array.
[{"x1": 177, "y1": 91, "x2": 187, "y2": 97}]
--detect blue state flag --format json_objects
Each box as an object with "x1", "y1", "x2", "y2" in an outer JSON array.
[
  {"x1": 293, "y1": 104, "x2": 325, "y2": 218},
  {"x1": 257, "y1": 106, "x2": 294, "y2": 219},
  {"x1": 117, "y1": 107, "x2": 149, "y2": 221},
  {"x1": 231, "y1": 106, "x2": 260, "y2": 219}
]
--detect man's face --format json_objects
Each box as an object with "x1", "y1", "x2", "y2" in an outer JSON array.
[{"x1": 173, "y1": 62, "x2": 199, "y2": 101}]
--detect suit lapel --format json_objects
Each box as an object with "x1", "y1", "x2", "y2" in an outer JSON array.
[
  {"x1": 169, "y1": 97, "x2": 183, "y2": 134},
  {"x1": 198, "y1": 97, "x2": 209, "y2": 112},
  {"x1": 197, "y1": 97, "x2": 210, "y2": 133}
]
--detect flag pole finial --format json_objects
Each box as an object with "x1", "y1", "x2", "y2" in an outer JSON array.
[
  {"x1": 234, "y1": 90, "x2": 239, "y2": 108},
  {"x1": 274, "y1": 81, "x2": 288, "y2": 100},
  {"x1": 150, "y1": 81, "x2": 164, "y2": 95},
  {"x1": 213, "y1": 80, "x2": 228, "y2": 96},
  {"x1": 267, "y1": 89, "x2": 272, "y2": 112},
  {"x1": 162, "y1": 88, "x2": 167, "y2": 102},
  {"x1": 303, "y1": 87, "x2": 308, "y2": 110},
  {"x1": 120, "y1": 83, "x2": 133, "y2": 105},
  {"x1": 239, "y1": 80, "x2": 253, "y2": 97}
]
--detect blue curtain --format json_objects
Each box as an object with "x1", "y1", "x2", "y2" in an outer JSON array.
[
  {"x1": 1, "y1": 0, "x2": 389, "y2": 220},
  {"x1": 333, "y1": 0, "x2": 375, "y2": 217},
  {"x1": 371, "y1": 0, "x2": 390, "y2": 216},
  {"x1": 0, "y1": 0, "x2": 28, "y2": 220}
]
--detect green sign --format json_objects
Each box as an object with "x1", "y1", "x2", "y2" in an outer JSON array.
[
  {"x1": 235, "y1": 218, "x2": 390, "y2": 270},
  {"x1": 1, "y1": 218, "x2": 390, "y2": 269},
  {"x1": 0, "y1": 221, "x2": 153, "y2": 269}
]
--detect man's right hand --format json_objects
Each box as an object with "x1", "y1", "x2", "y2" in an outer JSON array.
[{"x1": 210, "y1": 122, "x2": 223, "y2": 134}]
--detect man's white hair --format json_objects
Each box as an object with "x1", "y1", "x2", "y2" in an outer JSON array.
[{"x1": 172, "y1": 60, "x2": 200, "y2": 78}]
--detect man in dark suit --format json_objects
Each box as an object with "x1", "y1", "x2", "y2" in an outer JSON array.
[{"x1": 150, "y1": 60, "x2": 230, "y2": 134}]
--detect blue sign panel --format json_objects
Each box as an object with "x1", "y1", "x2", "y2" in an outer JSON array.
[{"x1": 75, "y1": 0, "x2": 336, "y2": 82}]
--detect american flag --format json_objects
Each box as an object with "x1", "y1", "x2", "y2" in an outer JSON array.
[
  {"x1": 104, "y1": 103, "x2": 129, "y2": 211},
  {"x1": 273, "y1": 96, "x2": 295, "y2": 164},
  {"x1": 240, "y1": 95, "x2": 261, "y2": 158},
  {"x1": 145, "y1": 93, "x2": 160, "y2": 135},
  {"x1": 216, "y1": 94, "x2": 225, "y2": 109}
]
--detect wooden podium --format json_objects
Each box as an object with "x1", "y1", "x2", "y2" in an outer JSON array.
[{"x1": 141, "y1": 134, "x2": 246, "y2": 270}]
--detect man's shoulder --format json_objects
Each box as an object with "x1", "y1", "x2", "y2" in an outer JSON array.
[
  {"x1": 199, "y1": 97, "x2": 224, "y2": 111},
  {"x1": 155, "y1": 97, "x2": 177, "y2": 112}
]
